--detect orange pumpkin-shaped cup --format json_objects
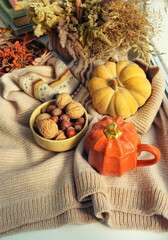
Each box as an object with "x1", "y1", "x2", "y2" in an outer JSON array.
[{"x1": 85, "y1": 117, "x2": 161, "y2": 176}]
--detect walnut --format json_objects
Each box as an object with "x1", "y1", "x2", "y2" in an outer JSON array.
[
  {"x1": 35, "y1": 113, "x2": 51, "y2": 124},
  {"x1": 37, "y1": 118, "x2": 58, "y2": 139},
  {"x1": 55, "y1": 130, "x2": 67, "y2": 140},
  {"x1": 65, "y1": 101, "x2": 85, "y2": 119},
  {"x1": 55, "y1": 93, "x2": 72, "y2": 109}
]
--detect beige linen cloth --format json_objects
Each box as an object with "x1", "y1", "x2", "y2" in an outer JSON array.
[{"x1": 0, "y1": 57, "x2": 168, "y2": 237}]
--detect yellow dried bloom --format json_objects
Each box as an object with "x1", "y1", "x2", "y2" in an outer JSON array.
[{"x1": 34, "y1": 23, "x2": 47, "y2": 37}]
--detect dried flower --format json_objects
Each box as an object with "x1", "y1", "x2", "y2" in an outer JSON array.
[
  {"x1": 18, "y1": 0, "x2": 162, "y2": 63},
  {"x1": 32, "y1": 51, "x2": 53, "y2": 66}
]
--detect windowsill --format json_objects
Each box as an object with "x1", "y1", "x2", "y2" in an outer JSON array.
[{"x1": 150, "y1": 0, "x2": 168, "y2": 72}]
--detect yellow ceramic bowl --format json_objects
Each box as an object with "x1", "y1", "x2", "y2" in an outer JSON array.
[{"x1": 29, "y1": 100, "x2": 88, "y2": 152}]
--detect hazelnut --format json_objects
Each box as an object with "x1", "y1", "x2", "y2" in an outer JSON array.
[
  {"x1": 35, "y1": 113, "x2": 51, "y2": 124},
  {"x1": 74, "y1": 122, "x2": 83, "y2": 131},
  {"x1": 55, "y1": 93, "x2": 72, "y2": 109},
  {"x1": 47, "y1": 104, "x2": 56, "y2": 113},
  {"x1": 37, "y1": 118, "x2": 58, "y2": 139},
  {"x1": 60, "y1": 120, "x2": 72, "y2": 130},
  {"x1": 55, "y1": 130, "x2": 67, "y2": 140},
  {"x1": 41, "y1": 106, "x2": 48, "y2": 113},
  {"x1": 50, "y1": 116, "x2": 59, "y2": 123},
  {"x1": 66, "y1": 127, "x2": 76, "y2": 138},
  {"x1": 51, "y1": 107, "x2": 62, "y2": 116},
  {"x1": 76, "y1": 117, "x2": 85, "y2": 125},
  {"x1": 66, "y1": 101, "x2": 85, "y2": 119},
  {"x1": 59, "y1": 114, "x2": 70, "y2": 122}
]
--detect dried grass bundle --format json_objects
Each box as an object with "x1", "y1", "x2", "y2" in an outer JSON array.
[{"x1": 18, "y1": 0, "x2": 162, "y2": 63}]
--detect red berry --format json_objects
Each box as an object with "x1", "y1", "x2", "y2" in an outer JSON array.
[
  {"x1": 59, "y1": 114, "x2": 70, "y2": 121},
  {"x1": 60, "y1": 120, "x2": 72, "y2": 130},
  {"x1": 47, "y1": 104, "x2": 56, "y2": 113},
  {"x1": 50, "y1": 116, "x2": 58, "y2": 123},
  {"x1": 74, "y1": 122, "x2": 83, "y2": 131},
  {"x1": 76, "y1": 117, "x2": 85, "y2": 125},
  {"x1": 51, "y1": 107, "x2": 62, "y2": 116},
  {"x1": 66, "y1": 127, "x2": 76, "y2": 138}
]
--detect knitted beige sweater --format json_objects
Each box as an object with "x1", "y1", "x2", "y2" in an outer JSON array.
[{"x1": 0, "y1": 57, "x2": 168, "y2": 237}]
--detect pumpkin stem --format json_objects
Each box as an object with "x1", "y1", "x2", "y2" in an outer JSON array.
[
  {"x1": 110, "y1": 77, "x2": 123, "y2": 90},
  {"x1": 104, "y1": 122, "x2": 122, "y2": 139}
]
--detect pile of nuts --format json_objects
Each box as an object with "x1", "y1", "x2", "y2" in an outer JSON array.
[{"x1": 34, "y1": 93, "x2": 86, "y2": 140}]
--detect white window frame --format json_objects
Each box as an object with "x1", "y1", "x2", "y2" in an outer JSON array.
[{"x1": 149, "y1": 0, "x2": 168, "y2": 98}]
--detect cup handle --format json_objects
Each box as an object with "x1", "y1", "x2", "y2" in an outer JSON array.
[{"x1": 137, "y1": 144, "x2": 161, "y2": 167}]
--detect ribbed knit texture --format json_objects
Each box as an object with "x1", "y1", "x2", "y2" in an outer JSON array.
[{"x1": 0, "y1": 57, "x2": 168, "y2": 236}]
